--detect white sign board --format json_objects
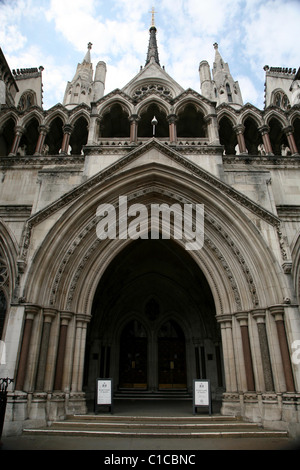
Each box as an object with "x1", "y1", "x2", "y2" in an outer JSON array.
[
  {"x1": 194, "y1": 380, "x2": 209, "y2": 406},
  {"x1": 96, "y1": 378, "x2": 112, "y2": 405},
  {"x1": 193, "y1": 379, "x2": 211, "y2": 414}
]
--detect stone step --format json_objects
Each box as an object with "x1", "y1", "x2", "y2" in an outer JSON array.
[{"x1": 22, "y1": 415, "x2": 289, "y2": 439}]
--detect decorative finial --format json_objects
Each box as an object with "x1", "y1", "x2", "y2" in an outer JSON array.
[
  {"x1": 213, "y1": 42, "x2": 218, "y2": 50},
  {"x1": 150, "y1": 6, "x2": 156, "y2": 28},
  {"x1": 88, "y1": 42, "x2": 93, "y2": 50}
]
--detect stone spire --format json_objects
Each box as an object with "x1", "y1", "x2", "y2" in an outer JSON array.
[
  {"x1": 63, "y1": 42, "x2": 94, "y2": 109},
  {"x1": 145, "y1": 7, "x2": 160, "y2": 66},
  {"x1": 83, "y1": 42, "x2": 93, "y2": 64},
  {"x1": 212, "y1": 42, "x2": 243, "y2": 106}
]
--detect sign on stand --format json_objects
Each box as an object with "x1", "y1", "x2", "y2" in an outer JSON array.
[
  {"x1": 95, "y1": 378, "x2": 113, "y2": 414},
  {"x1": 193, "y1": 379, "x2": 212, "y2": 415}
]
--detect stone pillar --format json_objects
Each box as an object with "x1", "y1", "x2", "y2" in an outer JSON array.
[
  {"x1": 233, "y1": 124, "x2": 247, "y2": 154},
  {"x1": 71, "y1": 315, "x2": 90, "y2": 392},
  {"x1": 283, "y1": 126, "x2": 299, "y2": 155},
  {"x1": 258, "y1": 125, "x2": 273, "y2": 155},
  {"x1": 34, "y1": 125, "x2": 49, "y2": 155},
  {"x1": 236, "y1": 313, "x2": 255, "y2": 391},
  {"x1": 218, "y1": 315, "x2": 237, "y2": 392},
  {"x1": 167, "y1": 114, "x2": 177, "y2": 144},
  {"x1": 53, "y1": 312, "x2": 72, "y2": 390},
  {"x1": 87, "y1": 106, "x2": 100, "y2": 145},
  {"x1": 15, "y1": 305, "x2": 39, "y2": 391},
  {"x1": 252, "y1": 309, "x2": 274, "y2": 391},
  {"x1": 129, "y1": 114, "x2": 139, "y2": 144},
  {"x1": 9, "y1": 125, "x2": 25, "y2": 156},
  {"x1": 35, "y1": 308, "x2": 56, "y2": 391},
  {"x1": 270, "y1": 305, "x2": 295, "y2": 392},
  {"x1": 204, "y1": 113, "x2": 220, "y2": 144},
  {"x1": 60, "y1": 124, "x2": 73, "y2": 155}
]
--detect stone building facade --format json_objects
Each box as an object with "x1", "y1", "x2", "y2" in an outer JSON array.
[{"x1": 0, "y1": 21, "x2": 300, "y2": 437}]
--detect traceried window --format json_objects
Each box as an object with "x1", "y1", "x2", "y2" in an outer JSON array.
[
  {"x1": 17, "y1": 90, "x2": 37, "y2": 111},
  {"x1": 132, "y1": 83, "x2": 172, "y2": 100},
  {"x1": 273, "y1": 91, "x2": 290, "y2": 110}
]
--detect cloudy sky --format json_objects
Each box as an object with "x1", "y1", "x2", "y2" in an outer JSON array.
[{"x1": 1, "y1": 0, "x2": 299, "y2": 110}]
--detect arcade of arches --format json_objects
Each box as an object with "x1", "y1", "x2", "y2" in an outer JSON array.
[{"x1": 84, "y1": 239, "x2": 224, "y2": 403}]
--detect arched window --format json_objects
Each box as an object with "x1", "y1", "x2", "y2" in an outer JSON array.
[
  {"x1": 177, "y1": 104, "x2": 207, "y2": 138},
  {"x1": 273, "y1": 90, "x2": 290, "y2": 110},
  {"x1": 219, "y1": 116, "x2": 237, "y2": 154},
  {"x1": 138, "y1": 103, "x2": 168, "y2": 138},
  {"x1": 69, "y1": 116, "x2": 88, "y2": 154},
  {"x1": 0, "y1": 118, "x2": 15, "y2": 156},
  {"x1": 244, "y1": 117, "x2": 262, "y2": 155},
  {"x1": 101, "y1": 104, "x2": 130, "y2": 138},
  {"x1": 226, "y1": 83, "x2": 233, "y2": 103},
  {"x1": 18, "y1": 91, "x2": 36, "y2": 111}
]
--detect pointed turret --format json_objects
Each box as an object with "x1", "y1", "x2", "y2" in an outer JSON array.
[
  {"x1": 63, "y1": 43, "x2": 94, "y2": 109},
  {"x1": 212, "y1": 43, "x2": 243, "y2": 107},
  {"x1": 145, "y1": 8, "x2": 160, "y2": 66}
]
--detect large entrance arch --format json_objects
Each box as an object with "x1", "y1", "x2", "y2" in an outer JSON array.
[{"x1": 83, "y1": 238, "x2": 225, "y2": 404}]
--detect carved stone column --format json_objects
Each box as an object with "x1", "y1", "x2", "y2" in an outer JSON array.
[
  {"x1": 236, "y1": 312, "x2": 255, "y2": 391},
  {"x1": 60, "y1": 124, "x2": 73, "y2": 155},
  {"x1": 35, "y1": 308, "x2": 56, "y2": 391},
  {"x1": 129, "y1": 114, "x2": 140, "y2": 143},
  {"x1": 15, "y1": 305, "x2": 39, "y2": 391},
  {"x1": 283, "y1": 125, "x2": 299, "y2": 155},
  {"x1": 270, "y1": 305, "x2": 295, "y2": 392},
  {"x1": 252, "y1": 309, "x2": 274, "y2": 391},
  {"x1": 34, "y1": 125, "x2": 49, "y2": 155},
  {"x1": 167, "y1": 114, "x2": 177, "y2": 144},
  {"x1": 87, "y1": 106, "x2": 100, "y2": 145},
  {"x1": 71, "y1": 314, "x2": 90, "y2": 392},
  {"x1": 233, "y1": 124, "x2": 247, "y2": 154},
  {"x1": 258, "y1": 125, "x2": 273, "y2": 155},
  {"x1": 218, "y1": 315, "x2": 237, "y2": 392},
  {"x1": 53, "y1": 312, "x2": 72, "y2": 391},
  {"x1": 9, "y1": 125, "x2": 25, "y2": 156}
]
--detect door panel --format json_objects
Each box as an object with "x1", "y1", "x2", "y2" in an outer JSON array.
[
  {"x1": 158, "y1": 321, "x2": 187, "y2": 389},
  {"x1": 119, "y1": 321, "x2": 147, "y2": 389}
]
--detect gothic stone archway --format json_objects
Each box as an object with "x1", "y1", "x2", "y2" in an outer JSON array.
[{"x1": 83, "y1": 239, "x2": 224, "y2": 405}]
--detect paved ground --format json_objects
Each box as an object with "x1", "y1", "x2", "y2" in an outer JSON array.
[{"x1": 1, "y1": 399, "x2": 298, "y2": 451}]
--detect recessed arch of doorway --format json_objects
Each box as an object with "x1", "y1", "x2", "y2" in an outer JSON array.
[{"x1": 83, "y1": 238, "x2": 225, "y2": 405}]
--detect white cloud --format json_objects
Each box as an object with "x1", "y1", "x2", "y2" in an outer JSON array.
[
  {"x1": 0, "y1": 0, "x2": 299, "y2": 110},
  {"x1": 236, "y1": 75, "x2": 260, "y2": 106}
]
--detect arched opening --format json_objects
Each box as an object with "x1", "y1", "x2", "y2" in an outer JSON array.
[
  {"x1": 138, "y1": 103, "x2": 168, "y2": 138},
  {"x1": 268, "y1": 117, "x2": 288, "y2": 155},
  {"x1": 176, "y1": 104, "x2": 207, "y2": 138},
  {"x1": 293, "y1": 118, "x2": 300, "y2": 154},
  {"x1": 244, "y1": 117, "x2": 262, "y2": 155},
  {"x1": 84, "y1": 238, "x2": 224, "y2": 406},
  {"x1": 45, "y1": 116, "x2": 64, "y2": 154},
  {"x1": 219, "y1": 116, "x2": 237, "y2": 154},
  {"x1": 69, "y1": 116, "x2": 88, "y2": 154},
  {"x1": 0, "y1": 118, "x2": 15, "y2": 156},
  {"x1": 19, "y1": 118, "x2": 39, "y2": 156},
  {"x1": 100, "y1": 103, "x2": 130, "y2": 138}
]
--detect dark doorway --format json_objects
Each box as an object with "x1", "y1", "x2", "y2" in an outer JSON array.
[
  {"x1": 158, "y1": 320, "x2": 187, "y2": 389},
  {"x1": 119, "y1": 320, "x2": 148, "y2": 389}
]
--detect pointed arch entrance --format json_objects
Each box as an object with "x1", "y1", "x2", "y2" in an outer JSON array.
[{"x1": 83, "y1": 238, "x2": 224, "y2": 403}]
